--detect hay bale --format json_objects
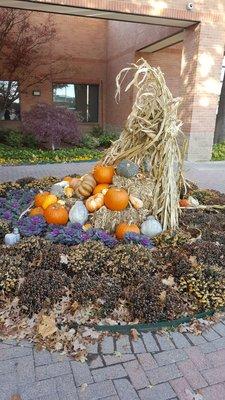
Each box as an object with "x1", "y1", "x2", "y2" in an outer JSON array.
[
  {"x1": 112, "y1": 175, "x2": 153, "y2": 210},
  {"x1": 91, "y1": 206, "x2": 150, "y2": 232}
]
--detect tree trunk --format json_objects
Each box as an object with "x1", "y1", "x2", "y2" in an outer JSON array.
[{"x1": 214, "y1": 74, "x2": 225, "y2": 144}]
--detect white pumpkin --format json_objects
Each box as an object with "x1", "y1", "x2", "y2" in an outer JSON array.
[
  {"x1": 69, "y1": 201, "x2": 88, "y2": 225},
  {"x1": 188, "y1": 196, "x2": 199, "y2": 207},
  {"x1": 4, "y1": 227, "x2": 20, "y2": 246},
  {"x1": 141, "y1": 216, "x2": 162, "y2": 238},
  {"x1": 51, "y1": 181, "x2": 69, "y2": 197}
]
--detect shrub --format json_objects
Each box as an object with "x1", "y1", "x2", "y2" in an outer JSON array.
[
  {"x1": 99, "y1": 132, "x2": 118, "y2": 148},
  {"x1": 4, "y1": 130, "x2": 24, "y2": 148},
  {"x1": 89, "y1": 125, "x2": 104, "y2": 138},
  {"x1": 212, "y1": 142, "x2": 225, "y2": 161},
  {"x1": 23, "y1": 133, "x2": 38, "y2": 149},
  {"x1": 22, "y1": 103, "x2": 81, "y2": 150},
  {"x1": 87, "y1": 125, "x2": 120, "y2": 148},
  {"x1": 82, "y1": 134, "x2": 100, "y2": 149}
]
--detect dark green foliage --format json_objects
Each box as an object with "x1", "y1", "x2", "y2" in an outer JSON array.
[{"x1": 3, "y1": 130, "x2": 24, "y2": 148}]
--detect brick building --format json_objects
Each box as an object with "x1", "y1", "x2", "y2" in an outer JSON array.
[{"x1": 1, "y1": 0, "x2": 225, "y2": 161}]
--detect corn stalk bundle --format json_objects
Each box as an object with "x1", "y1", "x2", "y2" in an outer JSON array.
[{"x1": 102, "y1": 58, "x2": 186, "y2": 230}]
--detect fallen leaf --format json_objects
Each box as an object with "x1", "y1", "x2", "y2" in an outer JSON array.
[
  {"x1": 82, "y1": 328, "x2": 100, "y2": 340},
  {"x1": 130, "y1": 328, "x2": 140, "y2": 341},
  {"x1": 162, "y1": 276, "x2": 175, "y2": 287},
  {"x1": 55, "y1": 342, "x2": 63, "y2": 351},
  {"x1": 10, "y1": 395, "x2": 22, "y2": 400},
  {"x1": 60, "y1": 254, "x2": 68, "y2": 264},
  {"x1": 159, "y1": 290, "x2": 167, "y2": 303},
  {"x1": 73, "y1": 339, "x2": 86, "y2": 351},
  {"x1": 113, "y1": 351, "x2": 122, "y2": 358},
  {"x1": 80, "y1": 383, "x2": 88, "y2": 392},
  {"x1": 17, "y1": 277, "x2": 25, "y2": 291},
  {"x1": 38, "y1": 314, "x2": 57, "y2": 338},
  {"x1": 75, "y1": 350, "x2": 87, "y2": 363},
  {"x1": 185, "y1": 388, "x2": 204, "y2": 400},
  {"x1": 189, "y1": 256, "x2": 198, "y2": 267}
]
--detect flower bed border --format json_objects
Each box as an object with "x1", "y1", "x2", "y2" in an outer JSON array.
[{"x1": 96, "y1": 309, "x2": 221, "y2": 333}]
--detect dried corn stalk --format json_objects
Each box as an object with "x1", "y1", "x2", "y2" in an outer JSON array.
[{"x1": 102, "y1": 58, "x2": 186, "y2": 230}]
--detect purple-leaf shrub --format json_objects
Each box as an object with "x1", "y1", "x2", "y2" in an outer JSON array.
[{"x1": 22, "y1": 103, "x2": 81, "y2": 150}]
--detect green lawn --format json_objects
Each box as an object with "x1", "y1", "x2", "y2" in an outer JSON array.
[
  {"x1": 0, "y1": 143, "x2": 102, "y2": 165},
  {"x1": 212, "y1": 142, "x2": 225, "y2": 161}
]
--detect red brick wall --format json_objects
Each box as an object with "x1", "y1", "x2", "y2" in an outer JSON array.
[
  {"x1": 1, "y1": 0, "x2": 225, "y2": 160},
  {"x1": 140, "y1": 44, "x2": 182, "y2": 98},
  {"x1": 106, "y1": 21, "x2": 180, "y2": 127},
  {"x1": 18, "y1": 13, "x2": 107, "y2": 131}
]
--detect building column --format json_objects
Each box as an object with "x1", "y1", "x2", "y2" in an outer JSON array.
[{"x1": 180, "y1": 22, "x2": 224, "y2": 161}]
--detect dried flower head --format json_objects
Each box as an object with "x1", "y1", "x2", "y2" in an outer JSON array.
[{"x1": 19, "y1": 269, "x2": 70, "y2": 314}]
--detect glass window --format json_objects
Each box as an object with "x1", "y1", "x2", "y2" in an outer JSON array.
[
  {"x1": 0, "y1": 81, "x2": 20, "y2": 120},
  {"x1": 53, "y1": 83, "x2": 99, "y2": 122}
]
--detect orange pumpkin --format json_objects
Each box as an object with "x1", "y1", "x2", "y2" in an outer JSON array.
[
  {"x1": 44, "y1": 203, "x2": 69, "y2": 225},
  {"x1": 29, "y1": 207, "x2": 44, "y2": 217},
  {"x1": 34, "y1": 191, "x2": 50, "y2": 208},
  {"x1": 104, "y1": 187, "x2": 129, "y2": 211},
  {"x1": 42, "y1": 194, "x2": 58, "y2": 210},
  {"x1": 63, "y1": 176, "x2": 73, "y2": 184},
  {"x1": 93, "y1": 183, "x2": 109, "y2": 195},
  {"x1": 115, "y1": 222, "x2": 140, "y2": 240},
  {"x1": 179, "y1": 199, "x2": 190, "y2": 208},
  {"x1": 93, "y1": 165, "x2": 114, "y2": 184}
]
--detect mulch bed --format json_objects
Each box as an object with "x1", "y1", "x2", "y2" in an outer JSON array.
[{"x1": 1, "y1": 177, "x2": 225, "y2": 360}]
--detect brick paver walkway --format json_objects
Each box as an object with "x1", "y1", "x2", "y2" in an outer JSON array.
[{"x1": 2, "y1": 322, "x2": 225, "y2": 400}]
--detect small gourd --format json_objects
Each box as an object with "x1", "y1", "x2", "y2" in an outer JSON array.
[
  {"x1": 69, "y1": 201, "x2": 88, "y2": 224},
  {"x1": 85, "y1": 193, "x2": 104, "y2": 213},
  {"x1": 51, "y1": 181, "x2": 69, "y2": 197},
  {"x1": 129, "y1": 194, "x2": 143, "y2": 209},
  {"x1": 75, "y1": 174, "x2": 96, "y2": 198},
  {"x1": 4, "y1": 227, "x2": 20, "y2": 246},
  {"x1": 116, "y1": 159, "x2": 139, "y2": 178},
  {"x1": 64, "y1": 186, "x2": 74, "y2": 198},
  {"x1": 141, "y1": 216, "x2": 162, "y2": 238}
]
